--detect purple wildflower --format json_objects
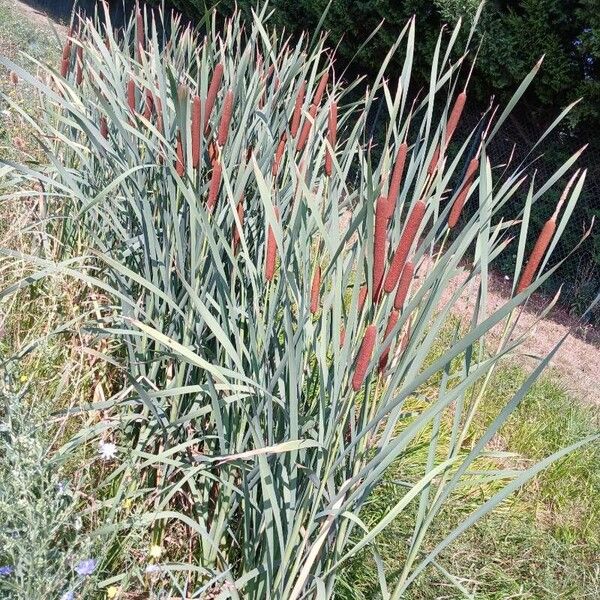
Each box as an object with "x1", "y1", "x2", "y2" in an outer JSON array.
[
  {"x1": 74, "y1": 558, "x2": 97, "y2": 576},
  {"x1": 0, "y1": 566, "x2": 13, "y2": 576}
]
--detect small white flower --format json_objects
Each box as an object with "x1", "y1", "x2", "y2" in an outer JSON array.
[
  {"x1": 504, "y1": 275, "x2": 510, "y2": 280},
  {"x1": 98, "y1": 441, "x2": 117, "y2": 460},
  {"x1": 145, "y1": 564, "x2": 160, "y2": 574}
]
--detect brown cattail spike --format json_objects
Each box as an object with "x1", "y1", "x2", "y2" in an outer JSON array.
[
  {"x1": 385, "y1": 142, "x2": 408, "y2": 218},
  {"x1": 516, "y1": 218, "x2": 556, "y2": 293},
  {"x1": 127, "y1": 78, "x2": 136, "y2": 113},
  {"x1": 272, "y1": 133, "x2": 287, "y2": 176},
  {"x1": 310, "y1": 266, "x2": 321, "y2": 314},
  {"x1": 384, "y1": 200, "x2": 426, "y2": 293},
  {"x1": 290, "y1": 80, "x2": 306, "y2": 138},
  {"x1": 143, "y1": 88, "x2": 154, "y2": 120},
  {"x1": 232, "y1": 199, "x2": 244, "y2": 254},
  {"x1": 296, "y1": 103, "x2": 318, "y2": 152},
  {"x1": 373, "y1": 197, "x2": 388, "y2": 301},
  {"x1": 358, "y1": 284, "x2": 368, "y2": 313},
  {"x1": 379, "y1": 310, "x2": 399, "y2": 371},
  {"x1": 207, "y1": 161, "x2": 222, "y2": 211},
  {"x1": 313, "y1": 70, "x2": 329, "y2": 107},
  {"x1": 175, "y1": 131, "x2": 185, "y2": 176},
  {"x1": 427, "y1": 144, "x2": 440, "y2": 175},
  {"x1": 325, "y1": 101, "x2": 337, "y2": 176},
  {"x1": 352, "y1": 324, "x2": 377, "y2": 391},
  {"x1": 446, "y1": 91, "x2": 466, "y2": 143},
  {"x1": 191, "y1": 95, "x2": 202, "y2": 168},
  {"x1": 60, "y1": 37, "x2": 72, "y2": 77},
  {"x1": 265, "y1": 206, "x2": 280, "y2": 281},
  {"x1": 394, "y1": 262, "x2": 414, "y2": 310},
  {"x1": 205, "y1": 63, "x2": 224, "y2": 131},
  {"x1": 136, "y1": 7, "x2": 144, "y2": 60},
  {"x1": 217, "y1": 89, "x2": 234, "y2": 146},
  {"x1": 75, "y1": 46, "x2": 84, "y2": 86},
  {"x1": 100, "y1": 116, "x2": 108, "y2": 139},
  {"x1": 448, "y1": 158, "x2": 479, "y2": 229}
]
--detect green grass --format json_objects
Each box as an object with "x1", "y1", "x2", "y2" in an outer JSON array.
[{"x1": 340, "y1": 361, "x2": 600, "y2": 599}]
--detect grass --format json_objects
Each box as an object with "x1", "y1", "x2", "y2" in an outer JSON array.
[
  {"x1": 339, "y1": 354, "x2": 600, "y2": 599},
  {"x1": 0, "y1": 3, "x2": 598, "y2": 599}
]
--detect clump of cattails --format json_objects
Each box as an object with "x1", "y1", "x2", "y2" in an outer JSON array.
[
  {"x1": 207, "y1": 161, "x2": 222, "y2": 211},
  {"x1": 217, "y1": 89, "x2": 234, "y2": 146},
  {"x1": 394, "y1": 262, "x2": 414, "y2": 310},
  {"x1": 325, "y1": 101, "x2": 337, "y2": 176},
  {"x1": 516, "y1": 169, "x2": 580, "y2": 294},
  {"x1": 191, "y1": 95, "x2": 201, "y2": 168},
  {"x1": 290, "y1": 80, "x2": 306, "y2": 138},
  {"x1": 265, "y1": 206, "x2": 280, "y2": 281},
  {"x1": 385, "y1": 142, "x2": 408, "y2": 217},
  {"x1": 205, "y1": 63, "x2": 224, "y2": 131},
  {"x1": 310, "y1": 265, "x2": 321, "y2": 314},
  {"x1": 384, "y1": 200, "x2": 426, "y2": 293},
  {"x1": 379, "y1": 310, "x2": 399, "y2": 371},
  {"x1": 372, "y1": 197, "x2": 388, "y2": 301},
  {"x1": 448, "y1": 157, "x2": 479, "y2": 229},
  {"x1": 352, "y1": 324, "x2": 376, "y2": 391}
]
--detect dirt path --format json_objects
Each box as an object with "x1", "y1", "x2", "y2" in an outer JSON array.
[{"x1": 427, "y1": 263, "x2": 600, "y2": 405}]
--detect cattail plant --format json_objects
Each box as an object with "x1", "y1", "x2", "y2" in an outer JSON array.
[
  {"x1": 384, "y1": 200, "x2": 426, "y2": 292},
  {"x1": 217, "y1": 89, "x2": 234, "y2": 146},
  {"x1": 2, "y1": 6, "x2": 591, "y2": 600},
  {"x1": 428, "y1": 90, "x2": 466, "y2": 174},
  {"x1": 290, "y1": 80, "x2": 306, "y2": 138},
  {"x1": 265, "y1": 206, "x2": 280, "y2": 281},
  {"x1": 75, "y1": 45, "x2": 83, "y2": 86},
  {"x1": 127, "y1": 78, "x2": 136, "y2": 113},
  {"x1": 373, "y1": 196, "x2": 388, "y2": 301},
  {"x1": 379, "y1": 309, "x2": 399, "y2": 371},
  {"x1": 352, "y1": 324, "x2": 377, "y2": 391}
]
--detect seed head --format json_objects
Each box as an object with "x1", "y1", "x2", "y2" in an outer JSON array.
[
  {"x1": 265, "y1": 206, "x2": 280, "y2": 281},
  {"x1": 325, "y1": 101, "x2": 337, "y2": 176},
  {"x1": 393, "y1": 261, "x2": 414, "y2": 310},
  {"x1": 310, "y1": 265, "x2": 321, "y2": 314},
  {"x1": 217, "y1": 89, "x2": 234, "y2": 146},
  {"x1": 352, "y1": 324, "x2": 377, "y2": 391}
]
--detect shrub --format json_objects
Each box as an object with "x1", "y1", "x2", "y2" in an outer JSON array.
[{"x1": 0, "y1": 3, "x2": 595, "y2": 597}]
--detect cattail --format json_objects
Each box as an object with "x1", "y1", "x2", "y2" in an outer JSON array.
[
  {"x1": 100, "y1": 115, "x2": 108, "y2": 139},
  {"x1": 217, "y1": 89, "x2": 234, "y2": 146},
  {"x1": 75, "y1": 46, "x2": 83, "y2": 86},
  {"x1": 448, "y1": 158, "x2": 479, "y2": 229},
  {"x1": 313, "y1": 70, "x2": 329, "y2": 107},
  {"x1": 373, "y1": 197, "x2": 388, "y2": 301},
  {"x1": 379, "y1": 309, "x2": 399, "y2": 371},
  {"x1": 272, "y1": 133, "x2": 287, "y2": 176},
  {"x1": 290, "y1": 80, "x2": 306, "y2": 138},
  {"x1": 384, "y1": 200, "x2": 426, "y2": 293},
  {"x1": 9, "y1": 71, "x2": 18, "y2": 85},
  {"x1": 136, "y1": 7, "x2": 144, "y2": 60},
  {"x1": 310, "y1": 266, "x2": 321, "y2": 314},
  {"x1": 325, "y1": 101, "x2": 337, "y2": 176},
  {"x1": 191, "y1": 95, "x2": 202, "y2": 168},
  {"x1": 351, "y1": 324, "x2": 377, "y2": 391},
  {"x1": 358, "y1": 284, "x2": 368, "y2": 313},
  {"x1": 446, "y1": 91, "x2": 466, "y2": 143},
  {"x1": 393, "y1": 261, "x2": 414, "y2": 310},
  {"x1": 207, "y1": 161, "x2": 222, "y2": 211},
  {"x1": 427, "y1": 144, "x2": 440, "y2": 175},
  {"x1": 204, "y1": 63, "x2": 224, "y2": 131},
  {"x1": 127, "y1": 78, "x2": 136, "y2": 113},
  {"x1": 60, "y1": 38, "x2": 72, "y2": 77},
  {"x1": 339, "y1": 324, "x2": 346, "y2": 347},
  {"x1": 265, "y1": 206, "x2": 280, "y2": 281},
  {"x1": 385, "y1": 142, "x2": 408, "y2": 218},
  {"x1": 155, "y1": 96, "x2": 164, "y2": 134},
  {"x1": 143, "y1": 88, "x2": 154, "y2": 120},
  {"x1": 60, "y1": 57, "x2": 70, "y2": 78},
  {"x1": 175, "y1": 131, "x2": 185, "y2": 177},
  {"x1": 208, "y1": 140, "x2": 218, "y2": 164},
  {"x1": 232, "y1": 198, "x2": 244, "y2": 253},
  {"x1": 296, "y1": 103, "x2": 318, "y2": 152},
  {"x1": 516, "y1": 218, "x2": 556, "y2": 294}
]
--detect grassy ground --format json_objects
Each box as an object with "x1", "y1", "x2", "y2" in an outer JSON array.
[{"x1": 1, "y1": 3, "x2": 599, "y2": 599}]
